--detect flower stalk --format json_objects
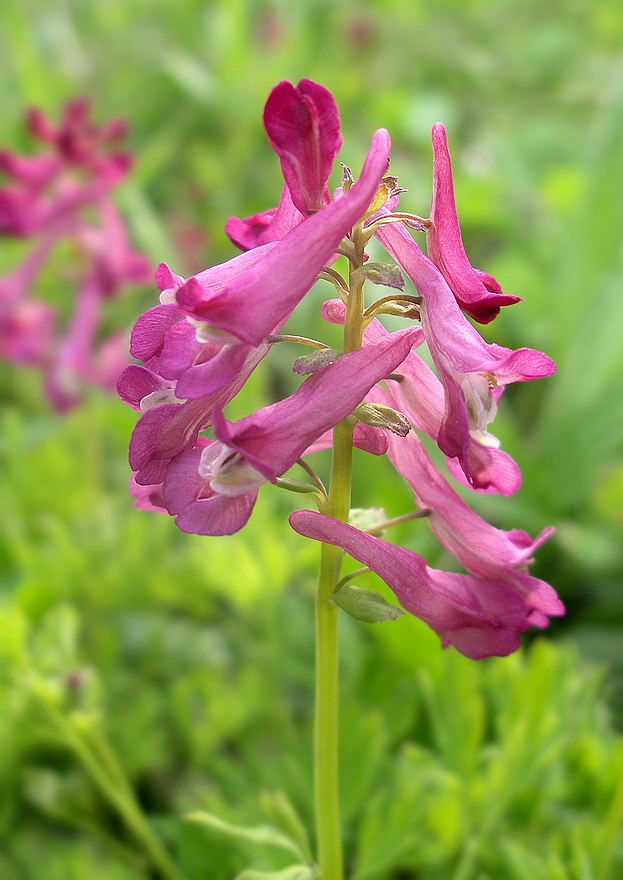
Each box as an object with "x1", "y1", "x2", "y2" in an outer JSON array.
[
  {"x1": 313, "y1": 222, "x2": 369, "y2": 878},
  {"x1": 118, "y1": 76, "x2": 564, "y2": 877},
  {"x1": 314, "y1": 418, "x2": 355, "y2": 880}
]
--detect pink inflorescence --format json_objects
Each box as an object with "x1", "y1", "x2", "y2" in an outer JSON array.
[
  {"x1": 0, "y1": 97, "x2": 152, "y2": 411},
  {"x1": 119, "y1": 79, "x2": 563, "y2": 658}
]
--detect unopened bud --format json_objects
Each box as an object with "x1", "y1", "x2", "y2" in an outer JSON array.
[{"x1": 354, "y1": 402, "x2": 411, "y2": 436}]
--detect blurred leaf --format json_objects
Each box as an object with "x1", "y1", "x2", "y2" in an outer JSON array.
[
  {"x1": 260, "y1": 791, "x2": 313, "y2": 867},
  {"x1": 236, "y1": 867, "x2": 316, "y2": 880},
  {"x1": 185, "y1": 811, "x2": 305, "y2": 861}
]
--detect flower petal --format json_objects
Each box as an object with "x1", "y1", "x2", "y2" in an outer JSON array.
[
  {"x1": 178, "y1": 128, "x2": 392, "y2": 347},
  {"x1": 225, "y1": 185, "x2": 304, "y2": 250},
  {"x1": 214, "y1": 327, "x2": 418, "y2": 482},
  {"x1": 263, "y1": 79, "x2": 343, "y2": 215},
  {"x1": 289, "y1": 510, "x2": 532, "y2": 659},
  {"x1": 427, "y1": 123, "x2": 521, "y2": 323}
]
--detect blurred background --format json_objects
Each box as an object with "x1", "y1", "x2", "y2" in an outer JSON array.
[{"x1": 1, "y1": 1, "x2": 623, "y2": 878}]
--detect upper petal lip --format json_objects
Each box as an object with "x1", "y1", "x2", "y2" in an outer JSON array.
[{"x1": 427, "y1": 122, "x2": 521, "y2": 323}]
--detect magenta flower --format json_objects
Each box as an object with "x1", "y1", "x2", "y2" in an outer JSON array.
[
  {"x1": 225, "y1": 79, "x2": 345, "y2": 249},
  {"x1": 120, "y1": 77, "x2": 561, "y2": 664},
  {"x1": 212, "y1": 329, "x2": 417, "y2": 484},
  {"x1": 159, "y1": 328, "x2": 418, "y2": 535},
  {"x1": 0, "y1": 98, "x2": 151, "y2": 411},
  {"x1": 0, "y1": 98, "x2": 131, "y2": 238},
  {"x1": 382, "y1": 428, "x2": 564, "y2": 626},
  {"x1": 322, "y1": 297, "x2": 522, "y2": 495},
  {"x1": 177, "y1": 127, "x2": 390, "y2": 349},
  {"x1": 118, "y1": 281, "x2": 272, "y2": 485},
  {"x1": 290, "y1": 509, "x2": 550, "y2": 659},
  {"x1": 426, "y1": 123, "x2": 521, "y2": 323},
  {"x1": 142, "y1": 246, "x2": 281, "y2": 398},
  {"x1": 263, "y1": 79, "x2": 343, "y2": 215},
  {"x1": 121, "y1": 126, "x2": 392, "y2": 483},
  {"x1": 161, "y1": 446, "x2": 259, "y2": 536},
  {"x1": 121, "y1": 342, "x2": 273, "y2": 486},
  {"x1": 376, "y1": 220, "x2": 555, "y2": 489}
]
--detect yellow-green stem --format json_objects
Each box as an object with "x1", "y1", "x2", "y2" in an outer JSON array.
[
  {"x1": 314, "y1": 420, "x2": 354, "y2": 880},
  {"x1": 314, "y1": 223, "x2": 367, "y2": 879}
]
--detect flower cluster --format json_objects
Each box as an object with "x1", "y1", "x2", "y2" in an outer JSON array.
[
  {"x1": 120, "y1": 79, "x2": 563, "y2": 658},
  {"x1": 0, "y1": 98, "x2": 151, "y2": 411}
]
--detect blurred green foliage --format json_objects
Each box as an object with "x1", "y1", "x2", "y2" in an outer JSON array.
[{"x1": 1, "y1": 0, "x2": 623, "y2": 877}]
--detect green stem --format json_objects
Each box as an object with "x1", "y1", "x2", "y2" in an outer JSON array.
[
  {"x1": 314, "y1": 421, "x2": 354, "y2": 880},
  {"x1": 314, "y1": 542, "x2": 344, "y2": 879},
  {"x1": 314, "y1": 222, "x2": 367, "y2": 879}
]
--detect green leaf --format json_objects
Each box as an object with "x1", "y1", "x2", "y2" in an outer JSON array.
[
  {"x1": 236, "y1": 866, "x2": 316, "y2": 880},
  {"x1": 330, "y1": 586, "x2": 404, "y2": 623},
  {"x1": 260, "y1": 791, "x2": 313, "y2": 866},
  {"x1": 184, "y1": 811, "x2": 304, "y2": 860}
]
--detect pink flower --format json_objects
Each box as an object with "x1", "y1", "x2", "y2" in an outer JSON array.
[
  {"x1": 122, "y1": 125, "x2": 392, "y2": 480},
  {"x1": 289, "y1": 510, "x2": 556, "y2": 659},
  {"x1": 161, "y1": 446, "x2": 259, "y2": 536},
  {"x1": 375, "y1": 221, "x2": 555, "y2": 490},
  {"x1": 122, "y1": 342, "x2": 273, "y2": 485},
  {"x1": 121, "y1": 120, "x2": 394, "y2": 483},
  {"x1": 178, "y1": 128, "x2": 391, "y2": 348},
  {"x1": 426, "y1": 123, "x2": 521, "y2": 323},
  {"x1": 159, "y1": 329, "x2": 418, "y2": 535},
  {"x1": 0, "y1": 98, "x2": 151, "y2": 411},
  {"x1": 225, "y1": 79, "x2": 345, "y2": 249},
  {"x1": 322, "y1": 297, "x2": 522, "y2": 495},
  {"x1": 143, "y1": 247, "x2": 280, "y2": 399},
  {"x1": 213, "y1": 329, "x2": 417, "y2": 483},
  {"x1": 119, "y1": 77, "x2": 561, "y2": 657},
  {"x1": 263, "y1": 79, "x2": 343, "y2": 215},
  {"x1": 382, "y1": 429, "x2": 564, "y2": 626},
  {"x1": 0, "y1": 98, "x2": 131, "y2": 238}
]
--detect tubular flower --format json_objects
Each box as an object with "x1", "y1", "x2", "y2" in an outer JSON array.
[
  {"x1": 375, "y1": 220, "x2": 555, "y2": 489},
  {"x1": 381, "y1": 428, "x2": 564, "y2": 627},
  {"x1": 0, "y1": 98, "x2": 151, "y2": 411},
  {"x1": 186, "y1": 128, "x2": 390, "y2": 348},
  {"x1": 158, "y1": 330, "x2": 418, "y2": 535},
  {"x1": 120, "y1": 127, "x2": 392, "y2": 485},
  {"x1": 426, "y1": 122, "x2": 521, "y2": 323},
  {"x1": 290, "y1": 510, "x2": 548, "y2": 659},
  {"x1": 322, "y1": 296, "x2": 523, "y2": 495},
  {"x1": 263, "y1": 78, "x2": 343, "y2": 215},
  {"x1": 225, "y1": 79, "x2": 344, "y2": 249}
]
